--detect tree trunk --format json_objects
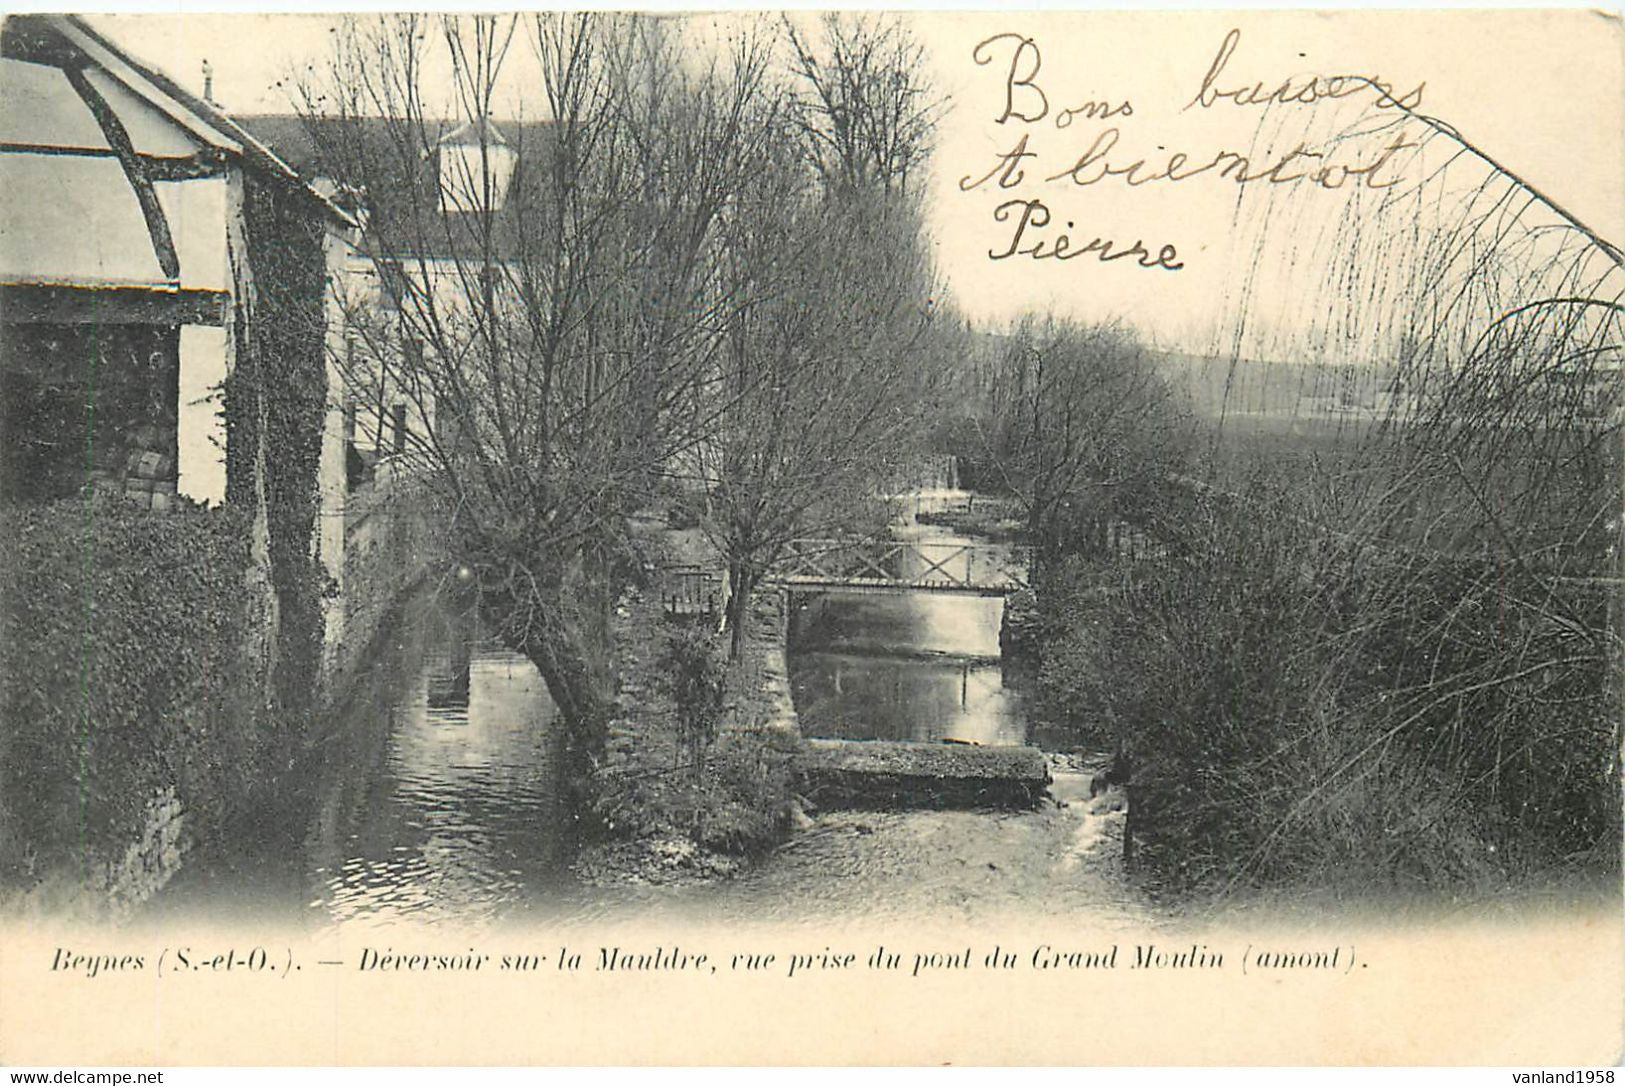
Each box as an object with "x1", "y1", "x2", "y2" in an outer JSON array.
[
  {"x1": 1030, "y1": 519, "x2": 1063, "y2": 596},
  {"x1": 480, "y1": 573, "x2": 611, "y2": 793},
  {"x1": 725, "y1": 558, "x2": 756, "y2": 661}
]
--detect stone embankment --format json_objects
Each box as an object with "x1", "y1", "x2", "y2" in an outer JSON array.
[
  {"x1": 6, "y1": 788, "x2": 190, "y2": 924},
  {"x1": 998, "y1": 586, "x2": 1042, "y2": 672},
  {"x1": 579, "y1": 523, "x2": 804, "y2": 887}
]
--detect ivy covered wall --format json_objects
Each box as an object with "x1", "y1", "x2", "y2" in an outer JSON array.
[
  {"x1": 0, "y1": 170, "x2": 340, "y2": 909},
  {"x1": 0, "y1": 496, "x2": 255, "y2": 889},
  {"x1": 224, "y1": 172, "x2": 332, "y2": 725}
]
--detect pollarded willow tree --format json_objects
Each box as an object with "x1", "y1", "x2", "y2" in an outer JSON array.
[{"x1": 296, "y1": 14, "x2": 792, "y2": 768}]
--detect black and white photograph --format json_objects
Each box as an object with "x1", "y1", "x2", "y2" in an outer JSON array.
[{"x1": 0, "y1": 6, "x2": 1619, "y2": 1066}]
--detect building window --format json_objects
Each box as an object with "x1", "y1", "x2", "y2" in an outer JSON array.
[{"x1": 343, "y1": 398, "x2": 370, "y2": 492}]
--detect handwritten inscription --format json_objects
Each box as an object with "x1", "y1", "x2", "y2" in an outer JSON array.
[
  {"x1": 972, "y1": 33, "x2": 1135, "y2": 127},
  {"x1": 990, "y1": 198, "x2": 1184, "y2": 271},
  {"x1": 962, "y1": 27, "x2": 1427, "y2": 272},
  {"x1": 1189, "y1": 28, "x2": 1425, "y2": 112},
  {"x1": 1042, "y1": 127, "x2": 1418, "y2": 191}
]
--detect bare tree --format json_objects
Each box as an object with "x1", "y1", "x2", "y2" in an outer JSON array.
[
  {"x1": 701, "y1": 183, "x2": 942, "y2": 658},
  {"x1": 781, "y1": 13, "x2": 940, "y2": 197},
  {"x1": 978, "y1": 317, "x2": 1192, "y2": 577},
  {"x1": 691, "y1": 16, "x2": 947, "y2": 658},
  {"x1": 299, "y1": 14, "x2": 784, "y2": 769}
]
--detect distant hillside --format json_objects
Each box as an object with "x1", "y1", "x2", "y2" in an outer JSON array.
[{"x1": 944, "y1": 329, "x2": 1403, "y2": 424}]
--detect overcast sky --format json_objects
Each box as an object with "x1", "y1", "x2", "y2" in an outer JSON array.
[{"x1": 83, "y1": 8, "x2": 1625, "y2": 354}]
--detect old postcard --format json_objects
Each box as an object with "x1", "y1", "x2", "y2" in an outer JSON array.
[{"x1": 0, "y1": 6, "x2": 1620, "y2": 1067}]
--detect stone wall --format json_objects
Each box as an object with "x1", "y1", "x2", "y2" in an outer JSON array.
[
  {"x1": 602, "y1": 555, "x2": 802, "y2": 776},
  {"x1": 1, "y1": 322, "x2": 180, "y2": 506},
  {"x1": 8, "y1": 787, "x2": 189, "y2": 924},
  {"x1": 603, "y1": 585, "x2": 656, "y2": 774},
  {"x1": 999, "y1": 586, "x2": 1042, "y2": 674},
  {"x1": 322, "y1": 470, "x2": 434, "y2": 695},
  {"x1": 103, "y1": 787, "x2": 189, "y2": 918},
  {"x1": 739, "y1": 586, "x2": 798, "y2": 737},
  {"x1": 2, "y1": 476, "x2": 431, "y2": 923}
]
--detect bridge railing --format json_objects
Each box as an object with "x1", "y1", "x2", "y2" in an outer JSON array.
[
  {"x1": 773, "y1": 538, "x2": 1032, "y2": 592},
  {"x1": 660, "y1": 563, "x2": 722, "y2": 619}
]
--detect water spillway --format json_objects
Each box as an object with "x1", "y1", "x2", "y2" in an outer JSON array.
[
  {"x1": 785, "y1": 520, "x2": 1043, "y2": 809},
  {"x1": 796, "y1": 738, "x2": 1049, "y2": 809}
]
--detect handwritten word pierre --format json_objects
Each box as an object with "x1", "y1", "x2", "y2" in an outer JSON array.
[{"x1": 989, "y1": 198, "x2": 1184, "y2": 271}]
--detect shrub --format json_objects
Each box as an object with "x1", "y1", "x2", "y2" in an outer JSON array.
[
  {"x1": 691, "y1": 729, "x2": 799, "y2": 854},
  {"x1": 1035, "y1": 487, "x2": 1619, "y2": 897},
  {"x1": 588, "y1": 728, "x2": 796, "y2": 857}
]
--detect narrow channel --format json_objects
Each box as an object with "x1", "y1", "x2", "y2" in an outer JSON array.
[
  {"x1": 145, "y1": 592, "x2": 575, "y2": 930},
  {"x1": 142, "y1": 491, "x2": 1127, "y2": 931}
]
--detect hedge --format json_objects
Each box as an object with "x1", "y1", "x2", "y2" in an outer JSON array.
[{"x1": 0, "y1": 494, "x2": 270, "y2": 885}]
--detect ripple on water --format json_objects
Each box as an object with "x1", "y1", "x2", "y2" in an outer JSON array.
[{"x1": 142, "y1": 600, "x2": 577, "y2": 930}]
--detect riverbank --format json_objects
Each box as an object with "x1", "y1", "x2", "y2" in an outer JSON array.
[
  {"x1": 569, "y1": 752, "x2": 1152, "y2": 928},
  {"x1": 574, "y1": 525, "x2": 801, "y2": 888},
  {"x1": 912, "y1": 494, "x2": 1025, "y2": 544}
]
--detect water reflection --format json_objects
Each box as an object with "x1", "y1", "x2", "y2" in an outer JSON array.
[
  {"x1": 149, "y1": 593, "x2": 572, "y2": 930},
  {"x1": 310, "y1": 643, "x2": 567, "y2": 928},
  {"x1": 788, "y1": 589, "x2": 1026, "y2": 746}
]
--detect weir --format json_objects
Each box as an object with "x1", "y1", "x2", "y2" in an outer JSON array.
[
  {"x1": 784, "y1": 517, "x2": 1048, "y2": 810},
  {"x1": 795, "y1": 738, "x2": 1050, "y2": 809}
]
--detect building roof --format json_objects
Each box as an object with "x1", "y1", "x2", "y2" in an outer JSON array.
[
  {"x1": 236, "y1": 113, "x2": 555, "y2": 263},
  {"x1": 4, "y1": 15, "x2": 355, "y2": 228},
  {"x1": 0, "y1": 15, "x2": 360, "y2": 292},
  {"x1": 439, "y1": 116, "x2": 511, "y2": 148}
]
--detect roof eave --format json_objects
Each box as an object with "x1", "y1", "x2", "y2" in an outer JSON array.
[{"x1": 51, "y1": 15, "x2": 358, "y2": 229}]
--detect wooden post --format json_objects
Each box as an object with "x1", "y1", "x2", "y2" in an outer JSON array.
[{"x1": 1123, "y1": 784, "x2": 1136, "y2": 864}]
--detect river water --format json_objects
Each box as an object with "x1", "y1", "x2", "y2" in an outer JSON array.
[
  {"x1": 787, "y1": 521, "x2": 1027, "y2": 746},
  {"x1": 788, "y1": 590, "x2": 1025, "y2": 746},
  {"x1": 143, "y1": 511, "x2": 1140, "y2": 930},
  {"x1": 147, "y1": 594, "x2": 578, "y2": 931}
]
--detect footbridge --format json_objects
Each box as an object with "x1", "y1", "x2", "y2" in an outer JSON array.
[{"x1": 767, "y1": 538, "x2": 1032, "y2": 597}]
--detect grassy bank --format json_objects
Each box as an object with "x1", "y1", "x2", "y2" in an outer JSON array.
[{"x1": 1027, "y1": 499, "x2": 1620, "y2": 900}]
